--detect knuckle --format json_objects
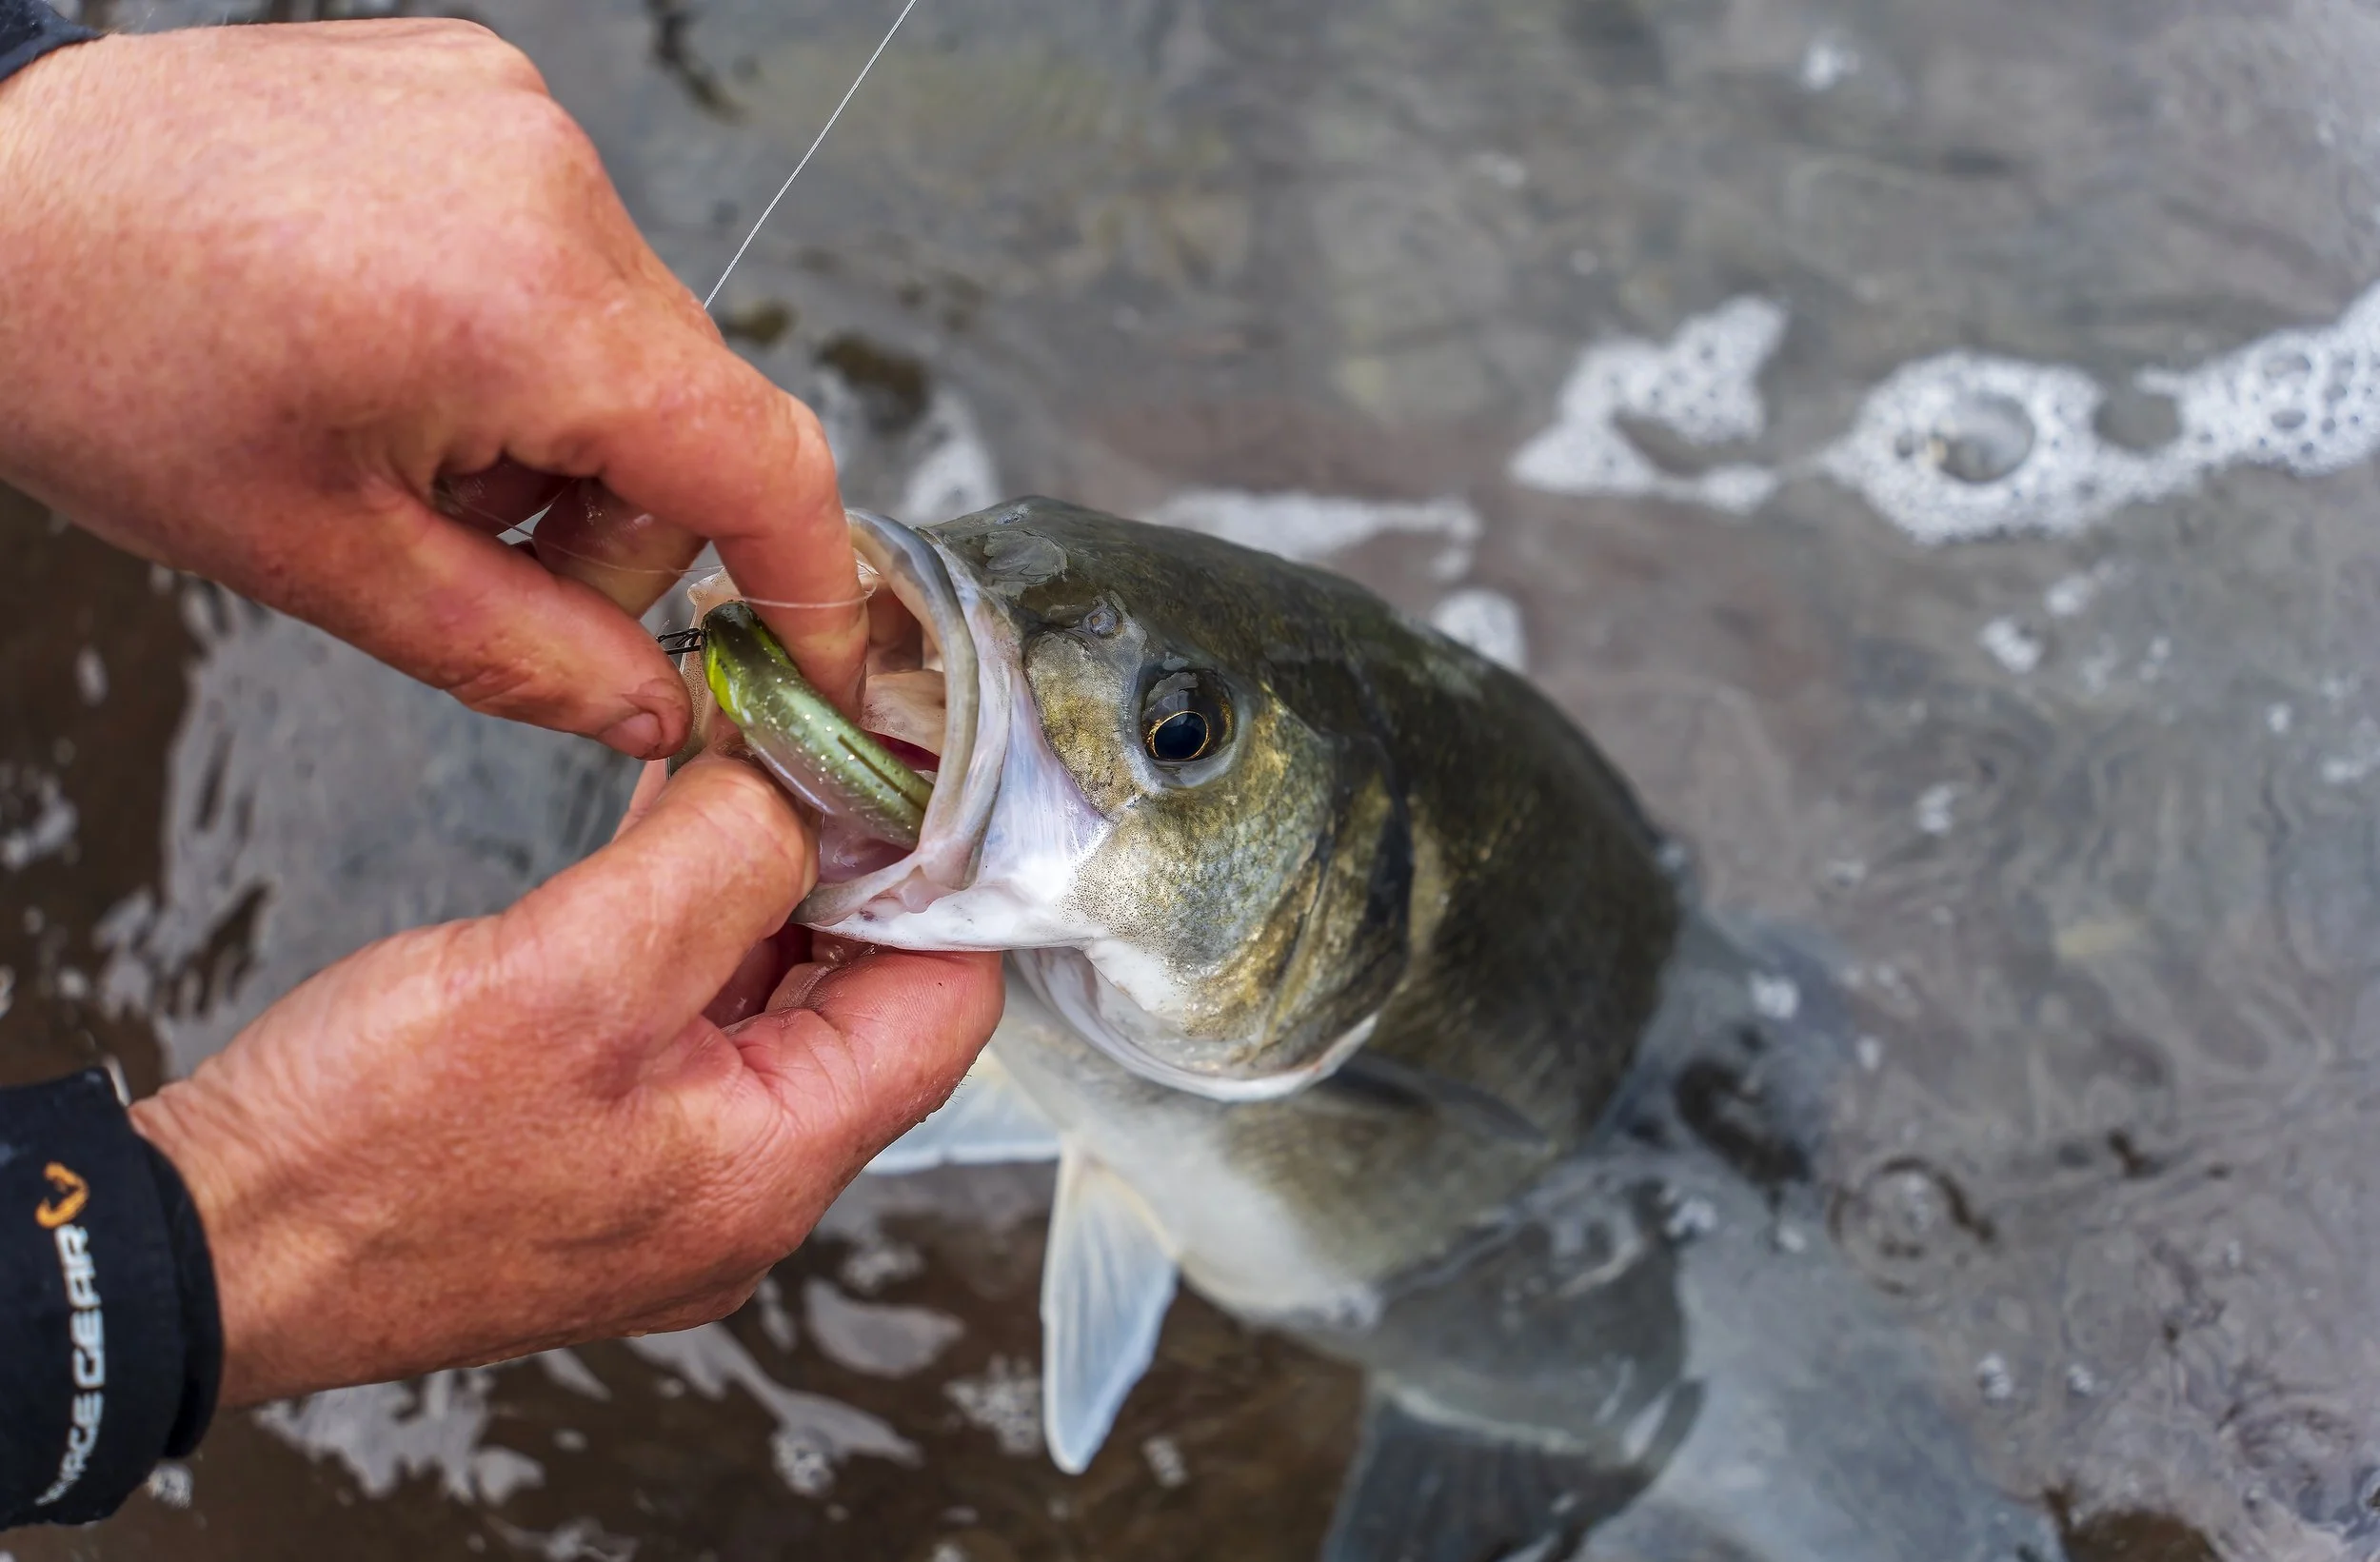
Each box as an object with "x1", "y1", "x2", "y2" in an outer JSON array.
[
  {"x1": 510, "y1": 92, "x2": 604, "y2": 179},
  {"x1": 487, "y1": 40, "x2": 552, "y2": 95},
  {"x1": 637, "y1": 1279, "x2": 761, "y2": 1336},
  {"x1": 676, "y1": 762, "x2": 810, "y2": 879},
  {"x1": 438, "y1": 652, "x2": 554, "y2": 722},
  {"x1": 778, "y1": 395, "x2": 843, "y2": 506},
  {"x1": 778, "y1": 393, "x2": 830, "y2": 465},
  {"x1": 431, "y1": 19, "x2": 549, "y2": 90},
  {"x1": 409, "y1": 16, "x2": 501, "y2": 45}
]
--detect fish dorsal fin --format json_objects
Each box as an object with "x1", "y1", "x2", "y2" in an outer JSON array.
[
  {"x1": 865, "y1": 1052, "x2": 1062, "y2": 1175},
  {"x1": 1041, "y1": 1147, "x2": 1178, "y2": 1473}
]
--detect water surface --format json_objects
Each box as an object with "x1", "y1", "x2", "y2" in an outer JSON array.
[{"x1": 9, "y1": 0, "x2": 2380, "y2": 1557}]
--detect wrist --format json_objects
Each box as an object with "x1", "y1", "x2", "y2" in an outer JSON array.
[{"x1": 129, "y1": 1078, "x2": 325, "y2": 1409}]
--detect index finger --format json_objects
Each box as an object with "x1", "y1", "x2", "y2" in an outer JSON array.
[{"x1": 529, "y1": 317, "x2": 870, "y2": 713}]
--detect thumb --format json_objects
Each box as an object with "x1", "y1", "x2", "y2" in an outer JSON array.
[
  {"x1": 728, "y1": 948, "x2": 1007, "y2": 1179},
  {"x1": 489, "y1": 753, "x2": 818, "y2": 1058}
]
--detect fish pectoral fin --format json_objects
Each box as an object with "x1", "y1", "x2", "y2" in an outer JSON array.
[
  {"x1": 1041, "y1": 1147, "x2": 1178, "y2": 1474},
  {"x1": 865, "y1": 1052, "x2": 1062, "y2": 1175}
]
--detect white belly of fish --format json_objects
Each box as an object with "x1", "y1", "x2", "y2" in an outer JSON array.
[{"x1": 863, "y1": 972, "x2": 1374, "y2": 1475}]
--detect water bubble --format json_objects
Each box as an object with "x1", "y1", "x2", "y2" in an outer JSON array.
[
  {"x1": 1798, "y1": 33, "x2": 1860, "y2": 91},
  {"x1": 1929, "y1": 392, "x2": 2036, "y2": 484},
  {"x1": 143, "y1": 1462, "x2": 192, "y2": 1509},
  {"x1": 1749, "y1": 973, "x2": 1801, "y2": 1019},
  {"x1": 73, "y1": 647, "x2": 107, "y2": 707},
  {"x1": 2262, "y1": 349, "x2": 2314, "y2": 386},
  {"x1": 1469, "y1": 150, "x2": 1528, "y2": 189},
  {"x1": 1141, "y1": 1434, "x2": 1190, "y2": 1489},
  {"x1": 2043, "y1": 565, "x2": 2117, "y2": 618},
  {"x1": 1658, "y1": 1186, "x2": 1719, "y2": 1242},
  {"x1": 1916, "y1": 782, "x2": 1959, "y2": 836},
  {"x1": 1975, "y1": 1354, "x2": 2015, "y2": 1403},
  {"x1": 1979, "y1": 617, "x2": 2045, "y2": 674},
  {"x1": 1508, "y1": 297, "x2": 1786, "y2": 514},
  {"x1": 946, "y1": 1356, "x2": 1043, "y2": 1456},
  {"x1": 772, "y1": 1433, "x2": 835, "y2": 1496}
]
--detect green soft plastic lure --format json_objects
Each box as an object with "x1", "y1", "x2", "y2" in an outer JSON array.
[{"x1": 697, "y1": 601, "x2": 933, "y2": 849}]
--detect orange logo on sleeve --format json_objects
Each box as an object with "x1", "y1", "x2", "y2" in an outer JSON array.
[{"x1": 35, "y1": 1163, "x2": 88, "y2": 1230}]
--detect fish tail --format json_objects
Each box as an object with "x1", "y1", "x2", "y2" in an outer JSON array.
[{"x1": 1321, "y1": 1387, "x2": 1696, "y2": 1562}]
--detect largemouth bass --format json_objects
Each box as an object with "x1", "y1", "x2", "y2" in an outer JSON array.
[{"x1": 714, "y1": 499, "x2": 2062, "y2": 1562}]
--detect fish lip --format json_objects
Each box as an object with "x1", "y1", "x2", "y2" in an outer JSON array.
[{"x1": 793, "y1": 509, "x2": 1008, "y2": 924}]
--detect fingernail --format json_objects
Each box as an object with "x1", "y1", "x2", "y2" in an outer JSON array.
[{"x1": 599, "y1": 710, "x2": 667, "y2": 759}]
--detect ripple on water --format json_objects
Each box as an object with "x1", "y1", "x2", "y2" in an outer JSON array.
[{"x1": 1831, "y1": 1155, "x2": 1994, "y2": 1296}]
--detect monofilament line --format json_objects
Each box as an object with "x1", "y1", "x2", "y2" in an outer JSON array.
[{"x1": 702, "y1": 0, "x2": 923, "y2": 312}]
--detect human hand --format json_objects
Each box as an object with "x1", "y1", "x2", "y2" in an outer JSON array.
[
  {"x1": 126, "y1": 756, "x2": 1004, "y2": 1406},
  {"x1": 0, "y1": 19, "x2": 864, "y2": 747}
]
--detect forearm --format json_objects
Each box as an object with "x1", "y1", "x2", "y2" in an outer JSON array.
[{"x1": 0, "y1": 20, "x2": 231, "y2": 1523}]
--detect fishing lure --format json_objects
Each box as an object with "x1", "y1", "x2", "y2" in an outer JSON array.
[{"x1": 684, "y1": 602, "x2": 933, "y2": 849}]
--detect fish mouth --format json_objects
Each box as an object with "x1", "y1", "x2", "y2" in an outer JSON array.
[
  {"x1": 796, "y1": 508, "x2": 1110, "y2": 945},
  {"x1": 802, "y1": 509, "x2": 1161, "y2": 979},
  {"x1": 793, "y1": 508, "x2": 1010, "y2": 925}
]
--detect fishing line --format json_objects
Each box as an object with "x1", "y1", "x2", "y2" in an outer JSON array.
[{"x1": 702, "y1": 0, "x2": 924, "y2": 312}]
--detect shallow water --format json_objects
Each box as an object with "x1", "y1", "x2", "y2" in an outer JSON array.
[{"x1": 9, "y1": 0, "x2": 2380, "y2": 1556}]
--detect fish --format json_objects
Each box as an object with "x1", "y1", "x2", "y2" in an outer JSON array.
[{"x1": 715, "y1": 497, "x2": 2063, "y2": 1562}]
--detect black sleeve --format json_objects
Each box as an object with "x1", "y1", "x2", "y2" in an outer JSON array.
[
  {"x1": 0, "y1": 1070, "x2": 223, "y2": 1529},
  {"x1": 0, "y1": 0, "x2": 96, "y2": 87}
]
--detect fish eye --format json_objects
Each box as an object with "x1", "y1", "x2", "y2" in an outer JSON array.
[
  {"x1": 1140, "y1": 670, "x2": 1228, "y2": 766},
  {"x1": 1149, "y1": 710, "x2": 1210, "y2": 761}
]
